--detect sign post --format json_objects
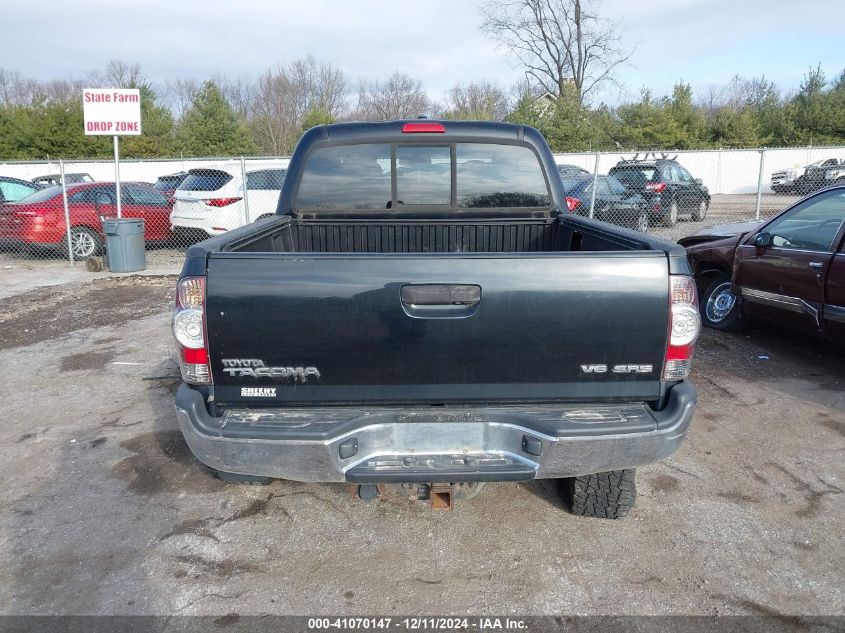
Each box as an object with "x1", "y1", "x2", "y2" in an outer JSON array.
[
  {"x1": 59, "y1": 160, "x2": 74, "y2": 265},
  {"x1": 82, "y1": 88, "x2": 142, "y2": 219}
]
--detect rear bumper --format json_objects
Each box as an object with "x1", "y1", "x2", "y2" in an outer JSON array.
[
  {"x1": 171, "y1": 219, "x2": 226, "y2": 237},
  {"x1": 175, "y1": 382, "x2": 697, "y2": 483},
  {"x1": 0, "y1": 237, "x2": 60, "y2": 250},
  {"x1": 171, "y1": 203, "x2": 241, "y2": 235},
  {"x1": 0, "y1": 220, "x2": 63, "y2": 247}
]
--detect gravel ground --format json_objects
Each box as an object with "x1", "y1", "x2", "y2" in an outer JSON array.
[{"x1": 0, "y1": 276, "x2": 842, "y2": 617}]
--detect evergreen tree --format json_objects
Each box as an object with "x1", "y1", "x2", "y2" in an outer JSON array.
[
  {"x1": 176, "y1": 81, "x2": 257, "y2": 156},
  {"x1": 122, "y1": 84, "x2": 175, "y2": 157},
  {"x1": 300, "y1": 106, "x2": 336, "y2": 134},
  {"x1": 793, "y1": 65, "x2": 829, "y2": 144}
]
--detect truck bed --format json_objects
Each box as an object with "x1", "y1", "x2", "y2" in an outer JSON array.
[{"x1": 207, "y1": 214, "x2": 652, "y2": 255}]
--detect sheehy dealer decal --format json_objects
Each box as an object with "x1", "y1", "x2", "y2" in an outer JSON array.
[{"x1": 241, "y1": 387, "x2": 277, "y2": 398}]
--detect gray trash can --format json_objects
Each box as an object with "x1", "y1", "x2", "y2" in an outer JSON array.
[{"x1": 102, "y1": 218, "x2": 146, "y2": 273}]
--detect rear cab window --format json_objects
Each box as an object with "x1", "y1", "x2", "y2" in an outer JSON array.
[{"x1": 295, "y1": 142, "x2": 550, "y2": 212}]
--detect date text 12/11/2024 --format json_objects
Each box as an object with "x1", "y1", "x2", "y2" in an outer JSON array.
[{"x1": 307, "y1": 617, "x2": 528, "y2": 631}]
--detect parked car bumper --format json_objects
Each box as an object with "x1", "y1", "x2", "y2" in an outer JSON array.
[
  {"x1": 175, "y1": 381, "x2": 696, "y2": 483},
  {"x1": 170, "y1": 216, "x2": 228, "y2": 237},
  {"x1": 0, "y1": 217, "x2": 64, "y2": 247}
]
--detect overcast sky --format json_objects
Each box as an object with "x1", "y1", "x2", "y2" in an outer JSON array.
[{"x1": 5, "y1": 0, "x2": 844, "y2": 105}]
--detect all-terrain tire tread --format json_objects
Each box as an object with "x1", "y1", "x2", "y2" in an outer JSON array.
[{"x1": 566, "y1": 469, "x2": 636, "y2": 519}]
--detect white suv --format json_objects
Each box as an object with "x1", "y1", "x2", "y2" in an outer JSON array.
[{"x1": 170, "y1": 166, "x2": 287, "y2": 238}]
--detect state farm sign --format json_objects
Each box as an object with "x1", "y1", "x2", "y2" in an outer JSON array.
[{"x1": 82, "y1": 88, "x2": 142, "y2": 135}]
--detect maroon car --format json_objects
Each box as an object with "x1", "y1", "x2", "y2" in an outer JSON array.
[{"x1": 679, "y1": 184, "x2": 845, "y2": 343}]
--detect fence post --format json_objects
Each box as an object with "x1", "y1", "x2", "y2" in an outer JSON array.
[
  {"x1": 113, "y1": 136, "x2": 122, "y2": 219},
  {"x1": 589, "y1": 152, "x2": 599, "y2": 219},
  {"x1": 240, "y1": 156, "x2": 250, "y2": 224},
  {"x1": 755, "y1": 149, "x2": 765, "y2": 220},
  {"x1": 59, "y1": 159, "x2": 74, "y2": 265},
  {"x1": 716, "y1": 147, "x2": 722, "y2": 195}
]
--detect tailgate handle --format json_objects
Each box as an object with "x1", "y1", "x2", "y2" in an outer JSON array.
[{"x1": 401, "y1": 284, "x2": 481, "y2": 306}]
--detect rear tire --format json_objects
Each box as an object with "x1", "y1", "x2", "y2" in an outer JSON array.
[
  {"x1": 559, "y1": 469, "x2": 637, "y2": 519},
  {"x1": 254, "y1": 214, "x2": 274, "y2": 222},
  {"x1": 213, "y1": 469, "x2": 273, "y2": 485},
  {"x1": 663, "y1": 200, "x2": 679, "y2": 227},
  {"x1": 700, "y1": 273, "x2": 741, "y2": 331},
  {"x1": 691, "y1": 199, "x2": 708, "y2": 221}
]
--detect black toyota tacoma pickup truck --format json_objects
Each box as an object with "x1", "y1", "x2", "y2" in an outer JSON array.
[{"x1": 172, "y1": 120, "x2": 699, "y2": 518}]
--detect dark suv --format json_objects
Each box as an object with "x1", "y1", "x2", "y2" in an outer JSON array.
[{"x1": 609, "y1": 155, "x2": 710, "y2": 227}]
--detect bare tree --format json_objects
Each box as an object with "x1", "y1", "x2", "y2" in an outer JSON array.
[
  {"x1": 480, "y1": 0, "x2": 632, "y2": 106},
  {"x1": 37, "y1": 79, "x2": 87, "y2": 103},
  {"x1": 163, "y1": 78, "x2": 201, "y2": 120},
  {"x1": 696, "y1": 84, "x2": 724, "y2": 115},
  {"x1": 0, "y1": 68, "x2": 37, "y2": 105},
  {"x1": 353, "y1": 72, "x2": 433, "y2": 120},
  {"x1": 214, "y1": 74, "x2": 256, "y2": 118},
  {"x1": 87, "y1": 59, "x2": 145, "y2": 88},
  {"x1": 443, "y1": 80, "x2": 510, "y2": 120},
  {"x1": 250, "y1": 56, "x2": 350, "y2": 154},
  {"x1": 724, "y1": 75, "x2": 780, "y2": 111}
]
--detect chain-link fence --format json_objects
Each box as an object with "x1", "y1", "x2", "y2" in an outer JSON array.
[
  {"x1": 0, "y1": 156, "x2": 290, "y2": 270},
  {"x1": 555, "y1": 145, "x2": 845, "y2": 243},
  {"x1": 0, "y1": 145, "x2": 843, "y2": 269}
]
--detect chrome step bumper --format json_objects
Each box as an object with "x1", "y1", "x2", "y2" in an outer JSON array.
[{"x1": 175, "y1": 382, "x2": 696, "y2": 482}]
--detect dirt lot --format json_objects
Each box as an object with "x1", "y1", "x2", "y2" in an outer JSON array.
[{"x1": 0, "y1": 275, "x2": 842, "y2": 617}]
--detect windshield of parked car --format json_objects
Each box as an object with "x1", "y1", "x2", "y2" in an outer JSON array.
[
  {"x1": 295, "y1": 143, "x2": 550, "y2": 211},
  {"x1": 14, "y1": 186, "x2": 61, "y2": 204}
]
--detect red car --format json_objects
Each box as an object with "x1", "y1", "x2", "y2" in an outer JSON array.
[{"x1": 0, "y1": 182, "x2": 173, "y2": 258}]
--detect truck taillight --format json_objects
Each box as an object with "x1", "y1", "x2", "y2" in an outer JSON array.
[
  {"x1": 565, "y1": 196, "x2": 581, "y2": 212},
  {"x1": 664, "y1": 275, "x2": 701, "y2": 380},
  {"x1": 173, "y1": 276, "x2": 211, "y2": 385},
  {"x1": 646, "y1": 181, "x2": 667, "y2": 193}
]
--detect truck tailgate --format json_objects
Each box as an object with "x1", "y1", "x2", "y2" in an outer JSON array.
[{"x1": 206, "y1": 252, "x2": 670, "y2": 405}]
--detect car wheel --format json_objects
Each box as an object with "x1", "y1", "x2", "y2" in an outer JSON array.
[
  {"x1": 559, "y1": 469, "x2": 636, "y2": 519},
  {"x1": 636, "y1": 212, "x2": 649, "y2": 233},
  {"x1": 65, "y1": 227, "x2": 101, "y2": 259},
  {"x1": 254, "y1": 214, "x2": 274, "y2": 222},
  {"x1": 663, "y1": 200, "x2": 679, "y2": 227},
  {"x1": 701, "y1": 274, "x2": 741, "y2": 331},
  {"x1": 692, "y1": 200, "x2": 708, "y2": 221}
]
